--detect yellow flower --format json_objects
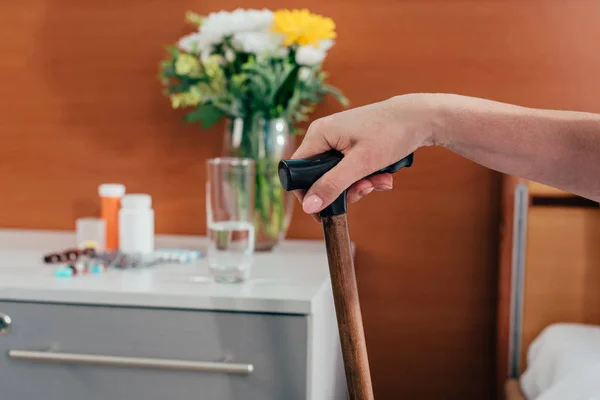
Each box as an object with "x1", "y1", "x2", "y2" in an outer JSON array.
[
  {"x1": 271, "y1": 9, "x2": 336, "y2": 47},
  {"x1": 196, "y1": 82, "x2": 215, "y2": 98},
  {"x1": 203, "y1": 55, "x2": 226, "y2": 93},
  {"x1": 175, "y1": 53, "x2": 202, "y2": 77},
  {"x1": 170, "y1": 82, "x2": 218, "y2": 109},
  {"x1": 170, "y1": 90, "x2": 201, "y2": 108},
  {"x1": 185, "y1": 11, "x2": 204, "y2": 27},
  {"x1": 203, "y1": 55, "x2": 222, "y2": 79}
]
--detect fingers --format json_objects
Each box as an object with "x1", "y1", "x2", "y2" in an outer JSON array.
[
  {"x1": 346, "y1": 174, "x2": 393, "y2": 204},
  {"x1": 290, "y1": 117, "x2": 395, "y2": 218},
  {"x1": 293, "y1": 189, "x2": 306, "y2": 203},
  {"x1": 302, "y1": 174, "x2": 394, "y2": 224},
  {"x1": 291, "y1": 119, "x2": 332, "y2": 160},
  {"x1": 365, "y1": 173, "x2": 393, "y2": 191},
  {"x1": 300, "y1": 151, "x2": 373, "y2": 214},
  {"x1": 291, "y1": 118, "x2": 336, "y2": 222},
  {"x1": 291, "y1": 189, "x2": 322, "y2": 223},
  {"x1": 346, "y1": 179, "x2": 374, "y2": 204},
  {"x1": 301, "y1": 175, "x2": 394, "y2": 222},
  {"x1": 295, "y1": 171, "x2": 393, "y2": 223}
]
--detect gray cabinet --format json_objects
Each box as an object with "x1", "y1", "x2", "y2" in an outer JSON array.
[
  {"x1": 0, "y1": 230, "x2": 347, "y2": 400},
  {"x1": 0, "y1": 302, "x2": 308, "y2": 400}
]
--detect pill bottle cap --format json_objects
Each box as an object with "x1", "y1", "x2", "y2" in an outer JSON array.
[
  {"x1": 98, "y1": 184, "x2": 126, "y2": 198},
  {"x1": 121, "y1": 194, "x2": 152, "y2": 209}
]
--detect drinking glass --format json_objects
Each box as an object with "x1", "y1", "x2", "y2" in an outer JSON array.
[
  {"x1": 206, "y1": 157, "x2": 255, "y2": 283},
  {"x1": 76, "y1": 217, "x2": 106, "y2": 251}
]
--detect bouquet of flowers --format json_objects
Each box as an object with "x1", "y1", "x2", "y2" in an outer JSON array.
[
  {"x1": 159, "y1": 8, "x2": 347, "y2": 128},
  {"x1": 159, "y1": 8, "x2": 348, "y2": 249}
]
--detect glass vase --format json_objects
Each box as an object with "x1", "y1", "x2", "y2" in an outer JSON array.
[{"x1": 223, "y1": 116, "x2": 296, "y2": 251}]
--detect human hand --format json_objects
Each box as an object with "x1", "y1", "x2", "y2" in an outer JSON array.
[{"x1": 291, "y1": 93, "x2": 443, "y2": 220}]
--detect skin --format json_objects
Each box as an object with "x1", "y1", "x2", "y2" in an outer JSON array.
[{"x1": 292, "y1": 93, "x2": 600, "y2": 220}]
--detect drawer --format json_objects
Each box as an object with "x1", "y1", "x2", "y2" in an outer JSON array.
[{"x1": 0, "y1": 301, "x2": 308, "y2": 400}]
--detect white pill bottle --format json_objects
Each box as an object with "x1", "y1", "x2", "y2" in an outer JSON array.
[{"x1": 118, "y1": 194, "x2": 154, "y2": 255}]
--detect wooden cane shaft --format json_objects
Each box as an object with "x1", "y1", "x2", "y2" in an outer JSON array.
[{"x1": 322, "y1": 214, "x2": 374, "y2": 400}]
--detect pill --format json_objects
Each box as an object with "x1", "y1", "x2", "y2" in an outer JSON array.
[
  {"x1": 90, "y1": 264, "x2": 104, "y2": 274},
  {"x1": 55, "y1": 267, "x2": 73, "y2": 278}
]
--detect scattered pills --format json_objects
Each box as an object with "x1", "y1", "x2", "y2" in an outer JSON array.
[
  {"x1": 51, "y1": 247, "x2": 201, "y2": 277},
  {"x1": 55, "y1": 266, "x2": 74, "y2": 278},
  {"x1": 74, "y1": 261, "x2": 87, "y2": 274},
  {"x1": 155, "y1": 248, "x2": 201, "y2": 263},
  {"x1": 91, "y1": 265, "x2": 103, "y2": 274}
]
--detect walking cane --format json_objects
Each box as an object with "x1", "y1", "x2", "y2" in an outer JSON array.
[{"x1": 278, "y1": 150, "x2": 414, "y2": 400}]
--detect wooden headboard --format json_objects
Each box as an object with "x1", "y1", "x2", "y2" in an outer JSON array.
[{"x1": 496, "y1": 175, "x2": 600, "y2": 399}]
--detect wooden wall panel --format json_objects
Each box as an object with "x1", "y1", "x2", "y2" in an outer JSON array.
[
  {"x1": 2, "y1": 0, "x2": 600, "y2": 398},
  {"x1": 520, "y1": 207, "x2": 600, "y2": 373}
]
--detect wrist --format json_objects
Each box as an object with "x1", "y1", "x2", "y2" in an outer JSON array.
[
  {"x1": 387, "y1": 93, "x2": 455, "y2": 148},
  {"x1": 425, "y1": 93, "x2": 458, "y2": 148}
]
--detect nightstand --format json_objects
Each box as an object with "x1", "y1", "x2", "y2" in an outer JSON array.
[{"x1": 0, "y1": 229, "x2": 347, "y2": 400}]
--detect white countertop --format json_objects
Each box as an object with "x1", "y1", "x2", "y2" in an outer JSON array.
[{"x1": 0, "y1": 229, "x2": 334, "y2": 315}]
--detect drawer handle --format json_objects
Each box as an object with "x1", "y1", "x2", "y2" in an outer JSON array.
[
  {"x1": 8, "y1": 350, "x2": 253, "y2": 374},
  {"x1": 0, "y1": 313, "x2": 11, "y2": 335}
]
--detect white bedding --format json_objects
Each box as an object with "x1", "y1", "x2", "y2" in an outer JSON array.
[{"x1": 520, "y1": 323, "x2": 600, "y2": 400}]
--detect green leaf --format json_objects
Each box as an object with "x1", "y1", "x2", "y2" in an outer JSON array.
[
  {"x1": 167, "y1": 46, "x2": 180, "y2": 59},
  {"x1": 242, "y1": 63, "x2": 275, "y2": 88},
  {"x1": 291, "y1": 126, "x2": 306, "y2": 135},
  {"x1": 323, "y1": 84, "x2": 350, "y2": 107},
  {"x1": 159, "y1": 61, "x2": 176, "y2": 78},
  {"x1": 273, "y1": 66, "x2": 299, "y2": 110},
  {"x1": 184, "y1": 103, "x2": 224, "y2": 128},
  {"x1": 246, "y1": 74, "x2": 269, "y2": 111}
]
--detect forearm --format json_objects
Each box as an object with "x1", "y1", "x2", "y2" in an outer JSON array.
[{"x1": 432, "y1": 94, "x2": 600, "y2": 201}]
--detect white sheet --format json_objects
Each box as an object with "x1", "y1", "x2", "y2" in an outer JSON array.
[{"x1": 520, "y1": 323, "x2": 600, "y2": 400}]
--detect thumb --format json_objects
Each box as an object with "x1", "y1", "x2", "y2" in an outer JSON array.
[
  {"x1": 291, "y1": 120, "x2": 332, "y2": 160},
  {"x1": 301, "y1": 151, "x2": 373, "y2": 214}
]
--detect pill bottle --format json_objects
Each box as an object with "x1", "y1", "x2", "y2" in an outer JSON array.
[
  {"x1": 119, "y1": 194, "x2": 154, "y2": 256},
  {"x1": 98, "y1": 184, "x2": 126, "y2": 251}
]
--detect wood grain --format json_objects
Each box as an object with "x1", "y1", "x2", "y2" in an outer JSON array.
[
  {"x1": 504, "y1": 380, "x2": 526, "y2": 400},
  {"x1": 497, "y1": 181, "x2": 600, "y2": 393},
  {"x1": 519, "y1": 207, "x2": 600, "y2": 373},
  {"x1": 3, "y1": 0, "x2": 600, "y2": 397},
  {"x1": 527, "y1": 182, "x2": 573, "y2": 198},
  {"x1": 322, "y1": 214, "x2": 373, "y2": 400}
]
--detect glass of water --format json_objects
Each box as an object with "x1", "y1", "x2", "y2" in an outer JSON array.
[{"x1": 206, "y1": 157, "x2": 255, "y2": 283}]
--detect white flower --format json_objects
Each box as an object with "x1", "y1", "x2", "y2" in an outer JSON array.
[
  {"x1": 276, "y1": 47, "x2": 290, "y2": 58},
  {"x1": 178, "y1": 8, "x2": 275, "y2": 55},
  {"x1": 318, "y1": 39, "x2": 335, "y2": 51},
  {"x1": 295, "y1": 46, "x2": 327, "y2": 65},
  {"x1": 177, "y1": 32, "x2": 219, "y2": 54},
  {"x1": 200, "y1": 8, "x2": 273, "y2": 39},
  {"x1": 201, "y1": 51, "x2": 225, "y2": 65},
  {"x1": 295, "y1": 40, "x2": 335, "y2": 66},
  {"x1": 224, "y1": 48, "x2": 236, "y2": 62},
  {"x1": 232, "y1": 31, "x2": 283, "y2": 54},
  {"x1": 298, "y1": 67, "x2": 312, "y2": 81}
]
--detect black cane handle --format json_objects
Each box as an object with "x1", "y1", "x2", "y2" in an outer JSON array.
[{"x1": 278, "y1": 150, "x2": 414, "y2": 217}]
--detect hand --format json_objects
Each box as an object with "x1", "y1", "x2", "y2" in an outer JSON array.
[{"x1": 291, "y1": 93, "x2": 443, "y2": 220}]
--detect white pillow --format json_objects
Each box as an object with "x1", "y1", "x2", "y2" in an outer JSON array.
[{"x1": 520, "y1": 323, "x2": 600, "y2": 399}]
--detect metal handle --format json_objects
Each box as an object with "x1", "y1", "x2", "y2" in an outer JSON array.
[
  {"x1": 0, "y1": 313, "x2": 11, "y2": 335},
  {"x1": 8, "y1": 350, "x2": 253, "y2": 374}
]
